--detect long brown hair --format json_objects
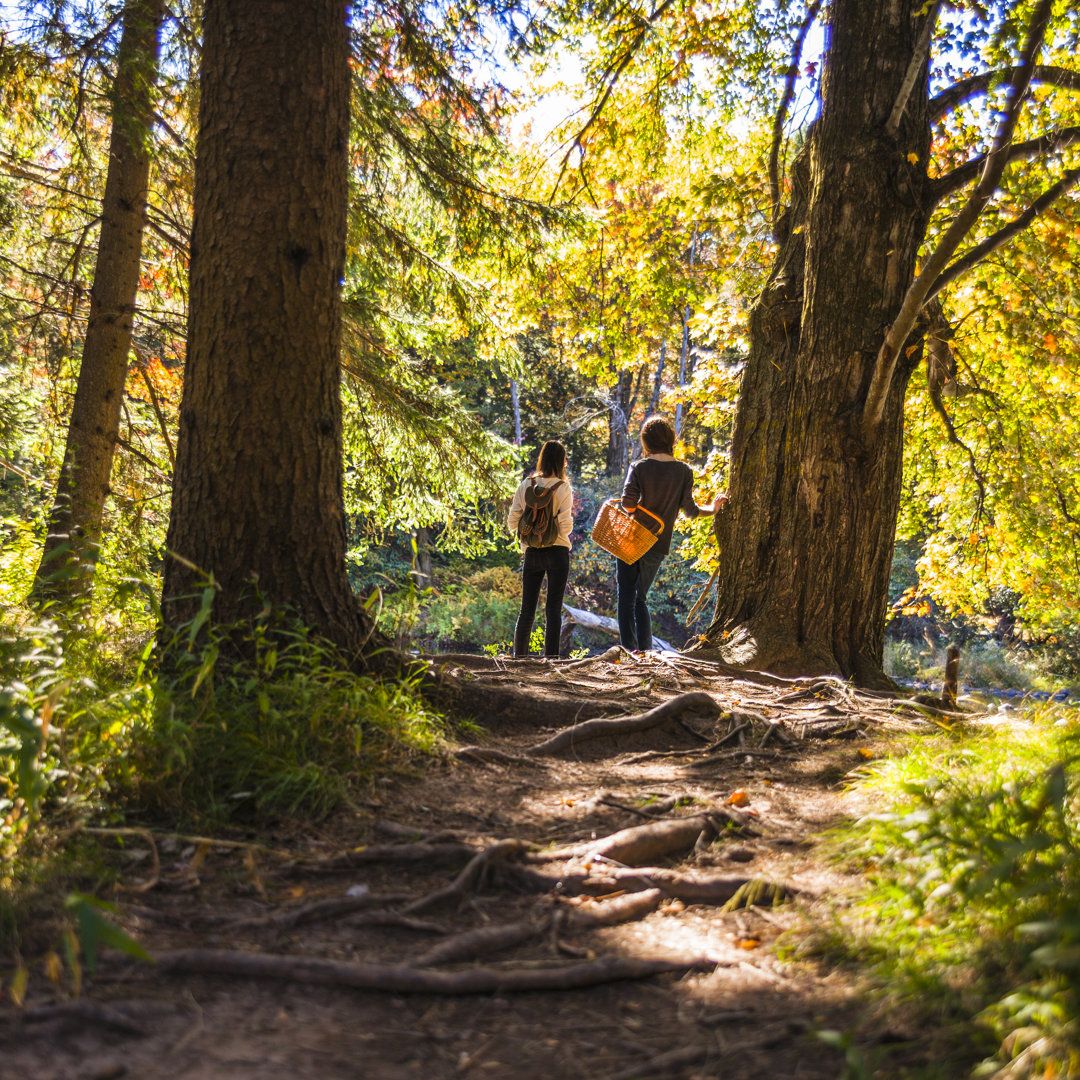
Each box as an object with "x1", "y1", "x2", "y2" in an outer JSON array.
[
  {"x1": 535, "y1": 440, "x2": 567, "y2": 480},
  {"x1": 640, "y1": 415, "x2": 675, "y2": 455}
]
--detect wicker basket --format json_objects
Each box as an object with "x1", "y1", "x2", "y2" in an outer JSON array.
[{"x1": 590, "y1": 500, "x2": 664, "y2": 564}]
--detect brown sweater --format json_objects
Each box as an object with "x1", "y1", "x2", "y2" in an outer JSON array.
[{"x1": 620, "y1": 457, "x2": 701, "y2": 558}]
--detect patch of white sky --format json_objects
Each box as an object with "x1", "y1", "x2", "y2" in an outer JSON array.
[
  {"x1": 477, "y1": 13, "x2": 588, "y2": 152},
  {"x1": 479, "y1": 5, "x2": 829, "y2": 158}
]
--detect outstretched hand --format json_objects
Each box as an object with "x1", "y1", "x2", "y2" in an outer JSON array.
[{"x1": 712, "y1": 493, "x2": 729, "y2": 513}]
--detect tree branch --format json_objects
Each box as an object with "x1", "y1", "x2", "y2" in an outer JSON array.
[
  {"x1": 885, "y1": 1, "x2": 940, "y2": 138},
  {"x1": 930, "y1": 124, "x2": 1080, "y2": 204},
  {"x1": 131, "y1": 343, "x2": 177, "y2": 471},
  {"x1": 552, "y1": 0, "x2": 678, "y2": 198},
  {"x1": 927, "y1": 164, "x2": 1080, "y2": 302},
  {"x1": 768, "y1": 0, "x2": 823, "y2": 234},
  {"x1": 929, "y1": 64, "x2": 1080, "y2": 123},
  {"x1": 862, "y1": 0, "x2": 1055, "y2": 441}
]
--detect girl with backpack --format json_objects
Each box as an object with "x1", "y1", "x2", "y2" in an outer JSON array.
[{"x1": 506, "y1": 440, "x2": 573, "y2": 658}]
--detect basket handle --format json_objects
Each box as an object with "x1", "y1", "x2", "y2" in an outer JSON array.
[{"x1": 609, "y1": 499, "x2": 664, "y2": 535}]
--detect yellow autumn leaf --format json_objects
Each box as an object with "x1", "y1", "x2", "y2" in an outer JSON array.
[
  {"x1": 907, "y1": 152, "x2": 919, "y2": 164},
  {"x1": 43, "y1": 951, "x2": 63, "y2": 985},
  {"x1": 10, "y1": 965, "x2": 28, "y2": 1007}
]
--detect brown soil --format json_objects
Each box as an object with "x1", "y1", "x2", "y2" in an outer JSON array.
[{"x1": 0, "y1": 650, "x2": 946, "y2": 1080}]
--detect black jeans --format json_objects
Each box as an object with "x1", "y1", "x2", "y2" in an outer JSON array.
[
  {"x1": 616, "y1": 549, "x2": 664, "y2": 650},
  {"x1": 514, "y1": 545, "x2": 570, "y2": 657}
]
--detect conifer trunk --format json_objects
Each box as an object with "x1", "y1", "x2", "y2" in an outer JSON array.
[
  {"x1": 161, "y1": 0, "x2": 365, "y2": 649},
  {"x1": 32, "y1": 0, "x2": 165, "y2": 605},
  {"x1": 700, "y1": 0, "x2": 932, "y2": 686}
]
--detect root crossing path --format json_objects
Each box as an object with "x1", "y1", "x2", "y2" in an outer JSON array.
[{"x1": 1, "y1": 650, "x2": 949, "y2": 1080}]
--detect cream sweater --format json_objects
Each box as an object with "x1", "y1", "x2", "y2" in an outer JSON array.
[{"x1": 507, "y1": 475, "x2": 574, "y2": 549}]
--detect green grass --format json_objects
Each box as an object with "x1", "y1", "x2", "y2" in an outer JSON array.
[
  {"x1": 121, "y1": 602, "x2": 450, "y2": 824},
  {"x1": 806, "y1": 706, "x2": 1080, "y2": 1077}
]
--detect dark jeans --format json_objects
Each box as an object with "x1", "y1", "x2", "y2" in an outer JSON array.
[
  {"x1": 514, "y1": 545, "x2": 571, "y2": 657},
  {"x1": 616, "y1": 549, "x2": 664, "y2": 650}
]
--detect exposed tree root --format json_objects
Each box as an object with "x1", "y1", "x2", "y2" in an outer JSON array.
[
  {"x1": 155, "y1": 948, "x2": 713, "y2": 994},
  {"x1": 414, "y1": 918, "x2": 547, "y2": 967},
  {"x1": 287, "y1": 841, "x2": 478, "y2": 875},
  {"x1": 12, "y1": 999, "x2": 148, "y2": 1037},
  {"x1": 228, "y1": 893, "x2": 421, "y2": 932},
  {"x1": 403, "y1": 838, "x2": 535, "y2": 914},
  {"x1": 562, "y1": 888, "x2": 665, "y2": 927},
  {"x1": 607, "y1": 1045, "x2": 710, "y2": 1080},
  {"x1": 453, "y1": 745, "x2": 548, "y2": 768},
  {"x1": 509, "y1": 862, "x2": 787, "y2": 906},
  {"x1": 584, "y1": 814, "x2": 714, "y2": 864},
  {"x1": 524, "y1": 693, "x2": 719, "y2": 757},
  {"x1": 413, "y1": 890, "x2": 665, "y2": 968}
]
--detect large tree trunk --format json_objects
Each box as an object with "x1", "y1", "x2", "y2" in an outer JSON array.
[
  {"x1": 32, "y1": 0, "x2": 165, "y2": 607},
  {"x1": 699, "y1": 0, "x2": 932, "y2": 687},
  {"x1": 161, "y1": 0, "x2": 365, "y2": 650}
]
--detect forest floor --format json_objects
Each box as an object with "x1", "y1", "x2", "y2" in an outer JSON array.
[{"x1": 0, "y1": 648, "x2": 957, "y2": 1080}]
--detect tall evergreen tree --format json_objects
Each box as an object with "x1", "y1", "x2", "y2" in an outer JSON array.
[
  {"x1": 161, "y1": 0, "x2": 365, "y2": 646},
  {"x1": 31, "y1": 0, "x2": 166, "y2": 606}
]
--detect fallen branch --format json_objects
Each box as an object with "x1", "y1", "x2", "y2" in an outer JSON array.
[
  {"x1": 524, "y1": 693, "x2": 718, "y2": 757},
  {"x1": 561, "y1": 605, "x2": 676, "y2": 652},
  {"x1": 155, "y1": 949, "x2": 713, "y2": 994}
]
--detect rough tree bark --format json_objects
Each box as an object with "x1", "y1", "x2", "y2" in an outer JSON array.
[
  {"x1": 161, "y1": 0, "x2": 366, "y2": 649},
  {"x1": 699, "y1": 0, "x2": 933, "y2": 686},
  {"x1": 32, "y1": 0, "x2": 165, "y2": 606}
]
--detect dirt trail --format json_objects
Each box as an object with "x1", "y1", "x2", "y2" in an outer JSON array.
[{"x1": 1, "y1": 650, "x2": 941, "y2": 1080}]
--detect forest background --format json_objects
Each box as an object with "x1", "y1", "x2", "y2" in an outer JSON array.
[
  {"x1": 1, "y1": 3, "x2": 1080, "y2": 1073},
  {"x1": 4, "y1": 0, "x2": 1079, "y2": 677}
]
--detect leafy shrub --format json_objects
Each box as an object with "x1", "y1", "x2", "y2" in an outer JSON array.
[
  {"x1": 820, "y1": 714, "x2": 1080, "y2": 1076},
  {"x1": 377, "y1": 565, "x2": 522, "y2": 652},
  {"x1": 126, "y1": 597, "x2": 448, "y2": 823}
]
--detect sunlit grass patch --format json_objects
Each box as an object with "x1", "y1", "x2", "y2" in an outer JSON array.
[
  {"x1": 123, "y1": 603, "x2": 449, "y2": 824},
  {"x1": 813, "y1": 705, "x2": 1080, "y2": 1076}
]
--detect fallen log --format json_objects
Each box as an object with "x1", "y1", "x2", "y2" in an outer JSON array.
[
  {"x1": 524, "y1": 692, "x2": 719, "y2": 757},
  {"x1": 155, "y1": 949, "x2": 713, "y2": 994},
  {"x1": 561, "y1": 604, "x2": 676, "y2": 652}
]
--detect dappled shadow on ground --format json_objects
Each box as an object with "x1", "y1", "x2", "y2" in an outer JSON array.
[{"x1": 0, "y1": 651, "x2": 949, "y2": 1080}]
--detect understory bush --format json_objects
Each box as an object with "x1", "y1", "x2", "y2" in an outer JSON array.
[
  {"x1": 125, "y1": 597, "x2": 448, "y2": 824},
  {"x1": 3, "y1": 576, "x2": 452, "y2": 851},
  {"x1": 816, "y1": 712, "x2": 1080, "y2": 1076}
]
